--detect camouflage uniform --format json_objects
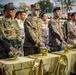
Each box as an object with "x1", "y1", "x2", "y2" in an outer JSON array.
[
  {"x1": 67, "y1": 21, "x2": 76, "y2": 47},
  {"x1": 48, "y1": 18, "x2": 64, "y2": 52},
  {"x1": 23, "y1": 16, "x2": 42, "y2": 56},
  {"x1": 63, "y1": 20, "x2": 71, "y2": 42},
  {"x1": 23, "y1": 3, "x2": 42, "y2": 56},
  {"x1": 0, "y1": 17, "x2": 22, "y2": 59},
  {"x1": 63, "y1": 13, "x2": 71, "y2": 41},
  {"x1": 0, "y1": 2, "x2": 22, "y2": 59},
  {"x1": 0, "y1": 16, "x2": 4, "y2": 21},
  {"x1": 63, "y1": 21, "x2": 69, "y2": 38}
]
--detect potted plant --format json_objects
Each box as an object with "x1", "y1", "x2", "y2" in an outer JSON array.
[
  {"x1": 8, "y1": 50, "x2": 22, "y2": 59},
  {"x1": 39, "y1": 47, "x2": 50, "y2": 56}
]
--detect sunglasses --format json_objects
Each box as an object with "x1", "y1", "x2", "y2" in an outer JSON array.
[{"x1": 35, "y1": 9, "x2": 40, "y2": 11}]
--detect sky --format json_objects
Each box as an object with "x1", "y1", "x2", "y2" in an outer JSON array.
[
  {"x1": 0, "y1": 0, "x2": 39, "y2": 6},
  {"x1": 0, "y1": 0, "x2": 76, "y2": 12}
]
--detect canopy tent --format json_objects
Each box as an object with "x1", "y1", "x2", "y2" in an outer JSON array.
[
  {"x1": 0, "y1": 8, "x2": 3, "y2": 12},
  {"x1": 46, "y1": 13, "x2": 53, "y2": 17}
]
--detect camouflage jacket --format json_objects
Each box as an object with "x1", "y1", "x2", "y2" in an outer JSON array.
[
  {"x1": 48, "y1": 18, "x2": 63, "y2": 51},
  {"x1": 23, "y1": 16, "x2": 42, "y2": 47},
  {"x1": 0, "y1": 18, "x2": 22, "y2": 59},
  {"x1": 63, "y1": 20, "x2": 70, "y2": 38}
]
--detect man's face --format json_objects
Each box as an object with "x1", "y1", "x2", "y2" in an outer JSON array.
[
  {"x1": 54, "y1": 10, "x2": 61, "y2": 18},
  {"x1": 31, "y1": 8, "x2": 39, "y2": 16},
  {"x1": 21, "y1": 12, "x2": 26, "y2": 20},
  {"x1": 72, "y1": 14, "x2": 76, "y2": 21},
  {"x1": 17, "y1": 13, "x2": 21, "y2": 19},
  {"x1": 42, "y1": 14, "x2": 48, "y2": 21},
  {"x1": 7, "y1": 9, "x2": 16, "y2": 18},
  {"x1": 73, "y1": 14, "x2": 76, "y2": 21},
  {"x1": 68, "y1": 16, "x2": 71, "y2": 20}
]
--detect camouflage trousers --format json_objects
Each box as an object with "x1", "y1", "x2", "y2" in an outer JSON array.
[{"x1": 23, "y1": 47, "x2": 40, "y2": 56}]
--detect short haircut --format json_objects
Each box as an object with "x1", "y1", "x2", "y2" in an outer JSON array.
[
  {"x1": 67, "y1": 13, "x2": 71, "y2": 16},
  {"x1": 16, "y1": 11, "x2": 21, "y2": 16},
  {"x1": 53, "y1": 7, "x2": 61, "y2": 12},
  {"x1": 40, "y1": 12, "x2": 46, "y2": 18},
  {"x1": 20, "y1": 11, "x2": 26, "y2": 15},
  {"x1": 71, "y1": 12, "x2": 76, "y2": 16}
]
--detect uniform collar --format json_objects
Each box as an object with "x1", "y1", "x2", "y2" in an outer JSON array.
[
  {"x1": 71, "y1": 20, "x2": 76, "y2": 24},
  {"x1": 5, "y1": 17, "x2": 15, "y2": 22},
  {"x1": 52, "y1": 17, "x2": 60, "y2": 23},
  {"x1": 41, "y1": 19, "x2": 48, "y2": 24}
]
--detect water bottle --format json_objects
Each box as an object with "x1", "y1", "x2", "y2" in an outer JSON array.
[{"x1": 61, "y1": 42, "x2": 64, "y2": 51}]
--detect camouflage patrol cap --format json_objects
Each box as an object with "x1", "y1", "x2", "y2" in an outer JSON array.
[
  {"x1": 4, "y1": 2, "x2": 16, "y2": 10},
  {"x1": 31, "y1": 3, "x2": 40, "y2": 10},
  {"x1": 53, "y1": 7, "x2": 61, "y2": 12},
  {"x1": 24, "y1": 7, "x2": 28, "y2": 11}
]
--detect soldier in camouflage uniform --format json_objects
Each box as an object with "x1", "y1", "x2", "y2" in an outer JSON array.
[
  {"x1": 48, "y1": 7, "x2": 66, "y2": 52},
  {"x1": 63, "y1": 13, "x2": 71, "y2": 41},
  {"x1": 23, "y1": 3, "x2": 44, "y2": 56},
  {"x1": 0, "y1": 2, "x2": 22, "y2": 59}
]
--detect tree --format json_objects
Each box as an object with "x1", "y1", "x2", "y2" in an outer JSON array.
[
  {"x1": 38, "y1": 0, "x2": 54, "y2": 13},
  {"x1": 64, "y1": 0, "x2": 75, "y2": 12},
  {"x1": 18, "y1": 2, "x2": 30, "y2": 10},
  {"x1": 55, "y1": 0, "x2": 76, "y2": 13},
  {"x1": 0, "y1": 4, "x2": 4, "y2": 8}
]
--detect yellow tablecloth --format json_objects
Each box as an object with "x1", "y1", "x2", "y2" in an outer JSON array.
[
  {"x1": 70, "y1": 50, "x2": 76, "y2": 74},
  {"x1": 0, "y1": 57, "x2": 35, "y2": 75},
  {"x1": 0, "y1": 54, "x2": 61, "y2": 75},
  {"x1": 52, "y1": 50, "x2": 76, "y2": 75},
  {"x1": 1, "y1": 52, "x2": 75, "y2": 75},
  {"x1": 28, "y1": 53, "x2": 62, "y2": 75}
]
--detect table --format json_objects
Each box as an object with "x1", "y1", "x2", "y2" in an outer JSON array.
[
  {"x1": 0, "y1": 52, "x2": 73, "y2": 75},
  {"x1": 28, "y1": 53, "x2": 61, "y2": 75},
  {"x1": 0, "y1": 57, "x2": 35, "y2": 75},
  {"x1": 70, "y1": 49, "x2": 76, "y2": 74},
  {"x1": 52, "y1": 50, "x2": 76, "y2": 75}
]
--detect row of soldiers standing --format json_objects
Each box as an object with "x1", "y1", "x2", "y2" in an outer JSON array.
[{"x1": 0, "y1": 2, "x2": 76, "y2": 59}]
